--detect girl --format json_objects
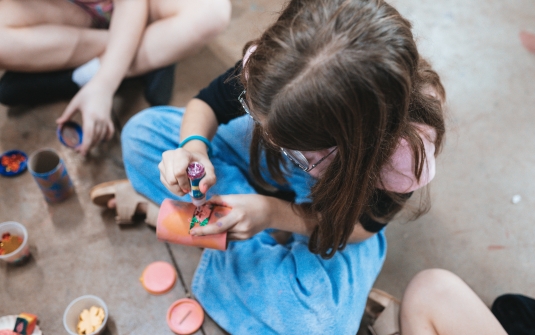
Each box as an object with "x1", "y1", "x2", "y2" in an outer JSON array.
[
  {"x1": 0, "y1": 0, "x2": 231, "y2": 155},
  {"x1": 93, "y1": 0, "x2": 445, "y2": 333}
]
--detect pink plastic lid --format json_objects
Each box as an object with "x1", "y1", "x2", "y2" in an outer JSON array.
[
  {"x1": 167, "y1": 299, "x2": 204, "y2": 334},
  {"x1": 140, "y1": 261, "x2": 176, "y2": 295}
]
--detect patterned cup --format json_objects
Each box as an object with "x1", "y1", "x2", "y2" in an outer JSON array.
[
  {"x1": 157, "y1": 199, "x2": 229, "y2": 250},
  {"x1": 28, "y1": 149, "x2": 74, "y2": 203}
]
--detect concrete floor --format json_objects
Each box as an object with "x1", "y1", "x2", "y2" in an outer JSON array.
[{"x1": 0, "y1": 0, "x2": 534, "y2": 334}]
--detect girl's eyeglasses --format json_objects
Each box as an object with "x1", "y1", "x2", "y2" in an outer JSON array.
[{"x1": 238, "y1": 90, "x2": 337, "y2": 172}]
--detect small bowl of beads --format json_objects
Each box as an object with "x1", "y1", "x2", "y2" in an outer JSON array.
[
  {"x1": 63, "y1": 295, "x2": 108, "y2": 335},
  {"x1": 0, "y1": 221, "x2": 30, "y2": 265},
  {"x1": 0, "y1": 150, "x2": 28, "y2": 177}
]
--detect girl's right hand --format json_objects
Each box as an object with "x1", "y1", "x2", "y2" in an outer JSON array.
[{"x1": 158, "y1": 147, "x2": 216, "y2": 196}]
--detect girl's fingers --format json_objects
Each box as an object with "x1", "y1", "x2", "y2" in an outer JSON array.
[
  {"x1": 159, "y1": 174, "x2": 185, "y2": 196},
  {"x1": 79, "y1": 120, "x2": 95, "y2": 155},
  {"x1": 206, "y1": 195, "x2": 231, "y2": 207},
  {"x1": 227, "y1": 233, "x2": 248, "y2": 241},
  {"x1": 56, "y1": 99, "x2": 78, "y2": 124},
  {"x1": 190, "y1": 211, "x2": 237, "y2": 236},
  {"x1": 159, "y1": 161, "x2": 187, "y2": 195},
  {"x1": 105, "y1": 121, "x2": 115, "y2": 141},
  {"x1": 160, "y1": 150, "x2": 190, "y2": 192},
  {"x1": 196, "y1": 157, "x2": 216, "y2": 193}
]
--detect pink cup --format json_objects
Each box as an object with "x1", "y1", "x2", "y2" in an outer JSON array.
[{"x1": 156, "y1": 199, "x2": 229, "y2": 250}]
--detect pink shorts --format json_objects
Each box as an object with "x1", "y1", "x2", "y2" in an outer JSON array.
[{"x1": 69, "y1": 0, "x2": 113, "y2": 28}]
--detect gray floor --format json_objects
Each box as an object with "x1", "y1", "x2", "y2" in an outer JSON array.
[{"x1": 1, "y1": 0, "x2": 534, "y2": 334}]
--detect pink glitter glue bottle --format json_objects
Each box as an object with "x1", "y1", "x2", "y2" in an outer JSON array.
[{"x1": 187, "y1": 162, "x2": 206, "y2": 207}]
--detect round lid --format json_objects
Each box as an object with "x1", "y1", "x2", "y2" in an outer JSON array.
[
  {"x1": 167, "y1": 299, "x2": 204, "y2": 335},
  {"x1": 0, "y1": 150, "x2": 28, "y2": 177},
  {"x1": 57, "y1": 122, "x2": 83, "y2": 148},
  {"x1": 140, "y1": 261, "x2": 176, "y2": 295}
]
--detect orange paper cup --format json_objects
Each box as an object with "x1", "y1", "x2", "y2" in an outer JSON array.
[{"x1": 156, "y1": 199, "x2": 230, "y2": 250}]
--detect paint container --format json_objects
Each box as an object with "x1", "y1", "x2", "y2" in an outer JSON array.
[
  {"x1": 0, "y1": 150, "x2": 28, "y2": 177},
  {"x1": 0, "y1": 221, "x2": 30, "y2": 265},
  {"x1": 167, "y1": 299, "x2": 204, "y2": 335},
  {"x1": 63, "y1": 295, "x2": 108, "y2": 335},
  {"x1": 187, "y1": 162, "x2": 206, "y2": 207},
  {"x1": 156, "y1": 199, "x2": 229, "y2": 250},
  {"x1": 28, "y1": 149, "x2": 74, "y2": 203},
  {"x1": 57, "y1": 122, "x2": 83, "y2": 149}
]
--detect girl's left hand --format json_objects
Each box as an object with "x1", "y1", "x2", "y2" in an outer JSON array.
[{"x1": 190, "y1": 194, "x2": 273, "y2": 240}]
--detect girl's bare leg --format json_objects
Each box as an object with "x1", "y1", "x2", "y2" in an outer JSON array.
[
  {"x1": 400, "y1": 269, "x2": 507, "y2": 335},
  {"x1": 520, "y1": 30, "x2": 535, "y2": 54},
  {"x1": 126, "y1": 0, "x2": 231, "y2": 76},
  {"x1": 0, "y1": 0, "x2": 107, "y2": 71},
  {"x1": 0, "y1": 0, "x2": 230, "y2": 75}
]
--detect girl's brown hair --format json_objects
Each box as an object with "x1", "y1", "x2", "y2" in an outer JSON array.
[{"x1": 241, "y1": 0, "x2": 445, "y2": 258}]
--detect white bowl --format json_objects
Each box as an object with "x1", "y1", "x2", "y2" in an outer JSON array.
[
  {"x1": 63, "y1": 295, "x2": 108, "y2": 335},
  {"x1": 0, "y1": 221, "x2": 30, "y2": 264}
]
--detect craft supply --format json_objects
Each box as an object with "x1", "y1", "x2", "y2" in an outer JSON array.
[
  {"x1": 167, "y1": 299, "x2": 204, "y2": 335},
  {"x1": 157, "y1": 199, "x2": 230, "y2": 250},
  {"x1": 140, "y1": 261, "x2": 177, "y2": 295},
  {"x1": 189, "y1": 205, "x2": 212, "y2": 230},
  {"x1": 57, "y1": 122, "x2": 83, "y2": 148},
  {"x1": 63, "y1": 295, "x2": 108, "y2": 335},
  {"x1": 0, "y1": 150, "x2": 28, "y2": 177},
  {"x1": 0, "y1": 233, "x2": 23, "y2": 255},
  {"x1": 13, "y1": 313, "x2": 38, "y2": 335},
  {"x1": 28, "y1": 149, "x2": 74, "y2": 203},
  {"x1": 77, "y1": 306, "x2": 105, "y2": 335},
  {"x1": 0, "y1": 315, "x2": 42, "y2": 335},
  {"x1": 0, "y1": 222, "x2": 30, "y2": 264},
  {"x1": 187, "y1": 162, "x2": 206, "y2": 207}
]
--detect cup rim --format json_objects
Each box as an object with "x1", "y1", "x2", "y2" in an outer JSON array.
[
  {"x1": 63, "y1": 295, "x2": 109, "y2": 335},
  {"x1": 27, "y1": 148, "x2": 62, "y2": 177},
  {"x1": 0, "y1": 221, "x2": 28, "y2": 259}
]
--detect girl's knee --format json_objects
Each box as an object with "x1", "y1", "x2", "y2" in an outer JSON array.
[
  {"x1": 187, "y1": 0, "x2": 231, "y2": 38},
  {"x1": 403, "y1": 269, "x2": 464, "y2": 306},
  {"x1": 205, "y1": 0, "x2": 231, "y2": 35},
  {"x1": 122, "y1": 106, "x2": 182, "y2": 163},
  {"x1": 122, "y1": 108, "x2": 162, "y2": 156}
]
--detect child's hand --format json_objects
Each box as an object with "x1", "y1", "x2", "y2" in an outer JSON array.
[
  {"x1": 56, "y1": 83, "x2": 115, "y2": 155},
  {"x1": 159, "y1": 147, "x2": 216, "y2": 196},
  {"x1": 190, "y1": 194, "x2": 272, "y2": 240}
]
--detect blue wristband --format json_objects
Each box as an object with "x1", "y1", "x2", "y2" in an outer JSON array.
[{"x1": 179, "y1": 135, "x2": 213, "y2": 158}]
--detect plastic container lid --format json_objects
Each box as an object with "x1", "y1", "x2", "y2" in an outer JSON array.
[
  {"x1": 140, "y1": 261, "x2": 176, "y2": 295},
  {"x1": 0, "y1": 150, "x2": 28, "y2": 177},
  {"x1": 57, "y1": 122, "x2": 83, "y2": 148},
  {"x1": 167, "y1": 299, "x2": 204, "y2": 335}
]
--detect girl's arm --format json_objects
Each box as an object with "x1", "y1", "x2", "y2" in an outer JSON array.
[
  {"x1": 57, "y1": 0, "x2": 148, "y2": 155},
  {"x1": 92, "y1": 0, "x2": 148, "y2": 93},
  {"x1": 193, "y1": 194, "x2": 375, "y2": 243}
]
